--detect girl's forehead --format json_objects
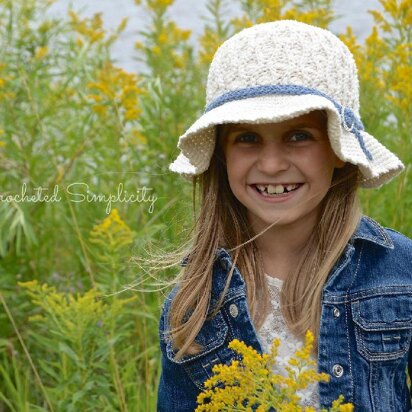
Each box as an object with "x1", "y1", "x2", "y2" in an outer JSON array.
[{"x1": 219, "y1": 110, "x2": 327, "y2": 135}]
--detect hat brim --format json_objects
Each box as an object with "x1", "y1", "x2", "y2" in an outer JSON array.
[{"x1": 169, "y1": 94, "x2": 404, "y2": 188}]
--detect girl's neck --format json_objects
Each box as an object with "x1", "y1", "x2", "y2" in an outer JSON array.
[{"x1": 252, "y1": 216, "x2": 317, "y2": 281}]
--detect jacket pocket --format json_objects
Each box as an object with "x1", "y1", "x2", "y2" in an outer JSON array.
[
  {"x1": 165, "y1": 311, "x2": 228, "y2": 364},
  {"x1": 352, "y1": 294, "x2": 412, "y2": 362},
  {"x1": 164, "y1": 311, "x2": 232, "y2": 390}
]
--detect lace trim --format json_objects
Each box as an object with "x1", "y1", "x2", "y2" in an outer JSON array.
[{"x1": 258, "y1": 273, "x2": 319, "y2": 408}]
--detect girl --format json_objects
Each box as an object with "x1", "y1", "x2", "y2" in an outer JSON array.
[{"x1": 157, "y1": 20, "x2": 412, "y2": 411}]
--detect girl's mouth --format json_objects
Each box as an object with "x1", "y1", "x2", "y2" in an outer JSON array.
[{"x1": 253, "y1": 183, "x2": 302, "y2": 197}]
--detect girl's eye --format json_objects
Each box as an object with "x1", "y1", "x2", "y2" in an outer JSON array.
[
  {"x1": 289, "y1": 131, "x2": 312, "y2": 142},
  {"x1": 234, "y1": 133, "x2": 259, "y2": 143}
]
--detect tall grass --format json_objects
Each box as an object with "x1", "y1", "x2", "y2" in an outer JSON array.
[{"x1": 0, "y1": 0, "x2": 410, "y2": 410}]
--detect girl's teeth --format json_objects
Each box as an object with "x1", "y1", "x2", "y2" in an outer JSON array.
[
  {"x1": 256, "y1": 184, "x2": 265, "y2": 192},
  {"x1": 267, "y1": 184, "x2": 284, "y2": 194},
  {"x1": 255, "y1": 183, "x2": 300, "y2": 195}
]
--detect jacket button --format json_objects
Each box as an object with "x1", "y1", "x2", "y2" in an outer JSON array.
[
  {"x1": 332, "y1": 364, "x2": 344, "y2": 378},
  {"x1": 229, "y1": 303, "x2": 239, "y2": 318},
  {"x1": 333, "y1": 307, "x2": 340, "y2": 318}
]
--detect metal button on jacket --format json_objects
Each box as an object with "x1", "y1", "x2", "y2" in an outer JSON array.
[
  {"x1": 229, "y1": 303, "x2": 239, "y2": 318},
  {"x1": 332, "y1": 364, "x2": 344, "y2": 378},
  {"x1": 333, "y1": 307, "x2": 340, "y2": 318}
]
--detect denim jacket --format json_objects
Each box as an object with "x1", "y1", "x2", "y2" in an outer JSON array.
[{"x1": 158, "y1": 216, "x2": 412, "y2": 411}]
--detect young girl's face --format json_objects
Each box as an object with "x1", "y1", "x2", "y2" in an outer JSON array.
[{"x1": 220, "y1": 110, "x2": 345, "y2": 234}]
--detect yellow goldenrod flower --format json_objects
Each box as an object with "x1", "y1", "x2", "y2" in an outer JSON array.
[
  {"x1": 89, "y1": 208, "x2": 134, "y2": 259},
  {"x1": 196, "y1": 330, "x2": 353, "y2": 411},
  {"x1": 158, "y1": 32, "x2": 168, "y2": 44},
  {"x1": 34, "y1": 46, "x2": 48, "y2": 60},
  {"x1": 152, "y1": 45, "x2": 162, "y2": 55},
  {"x1": 135, "y1": 41, "x2": 144, "y2": 50},
  {"x1": 127, "y1": 129, "x2": 148, "y2": 145},
  {"x1": 18, "y1": 280, "x2": 39, "y2": 289},
  {"x1": 87, "y1": 62, "x2": 144, "y2": 123},
  {"x1": 230, "y1": 16, "x2": 254, "y2": 32},
  {"x1": 69, "y1": 10, "x2": 106, "y2": 44},
  {"x1": 146, "y1": 0, "x2": 174, "y2": 11},
  {"x1": 172, "y1": 25, "x2": 191, "y2": 42},
  {"x1": 75, "y1": 37, "x2": 84, "y2": 47},
  {"x1": 198, "y1": 27, "x2": 225, "y2": 66},
  {"x1": 368, "y1": 10, "x2": 391, "y2": 32},
  {"x1": 231, "y1": 0, "x2": 334, "y2": 27},
  {"x1": 339, "y1": 404, "x2": 355, "y2": 412},
  {"x1": 19, "y1": 279, "x2": 136, "y2": 342},
  {"x1": 124, "y1": 108, "x2": 141, "y2": 121},
  {"x1": 257, "y1": 0, "x2": 284, "y2": 22},
  {"x1": 339, "y1": 26, "x2": 362, "y2": 67}
]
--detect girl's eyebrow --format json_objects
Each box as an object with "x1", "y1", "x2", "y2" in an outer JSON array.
[
  {"x1": 225, "y1": 126, "x2": 250, "y2": 134},
  {"x1": 288, "y1": 123, "x2": 325, "y2": 132},
  {"x1": 226, "y1": 122, "x2": 323, "y2": 134},
  {"x1": 290, "y1": 122, "x2": 321, "y2": 128}
]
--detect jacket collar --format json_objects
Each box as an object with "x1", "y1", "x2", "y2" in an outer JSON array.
[{"x1": 351, "y1": 215, "x2": 393, "y2": 249}]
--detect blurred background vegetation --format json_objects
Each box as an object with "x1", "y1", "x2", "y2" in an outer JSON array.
[{"x1": 0, "y1": 0, "x2": 410, "y2": 410}]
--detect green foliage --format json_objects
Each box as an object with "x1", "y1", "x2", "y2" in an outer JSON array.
[
  {"x1": 15, "y1": 280, "x2": 140, "y2": 411},
  {"x1": 340, "y1": 0, "x2": 411, "y2": 234},
  {"x1": 0, "y1": 0, "x2": 410, "y2": 410}
]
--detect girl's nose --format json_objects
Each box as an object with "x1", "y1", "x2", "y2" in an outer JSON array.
[{"x1": 256, "y1": 143, "x2": 290, "y2": 175}]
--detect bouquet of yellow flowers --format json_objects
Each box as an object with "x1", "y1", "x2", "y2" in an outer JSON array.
[{"x1": 196, "y1": 331, "x2": 354, "y2": 412}]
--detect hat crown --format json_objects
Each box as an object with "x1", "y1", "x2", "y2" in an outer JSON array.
[{"x1": 206, "y1": 20, "x2": 360, "y2": 116}]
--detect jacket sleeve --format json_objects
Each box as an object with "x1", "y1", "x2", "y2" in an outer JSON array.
[{"x1": 157, "y1": 295, "x2": 201, "y2": 412}]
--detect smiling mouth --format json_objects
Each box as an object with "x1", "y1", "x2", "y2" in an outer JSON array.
[{"x1": 253, "y1": 183, "x2": 303, "y2": 196}]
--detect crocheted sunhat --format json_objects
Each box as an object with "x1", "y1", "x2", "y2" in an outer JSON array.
[{"x1": 169, "y1": 20, "x2": 404, "y2": 188}]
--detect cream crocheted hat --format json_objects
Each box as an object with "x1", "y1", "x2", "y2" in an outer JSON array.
[{"x1": 169, "y1": 20, "x2": 404, "y2": 188}]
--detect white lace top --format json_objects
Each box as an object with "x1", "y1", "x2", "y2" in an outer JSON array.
[{"x1": 257, "y1": 274, "x2": 319, "y2": 409}]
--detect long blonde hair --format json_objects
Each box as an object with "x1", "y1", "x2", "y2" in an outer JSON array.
[{"x1": 168, "y1": 125, "x2": 361, "y2": 360}]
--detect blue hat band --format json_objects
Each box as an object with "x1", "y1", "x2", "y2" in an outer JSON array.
[{"x1": 205, "y1": 84, "x2": 373, "y2": 161}]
